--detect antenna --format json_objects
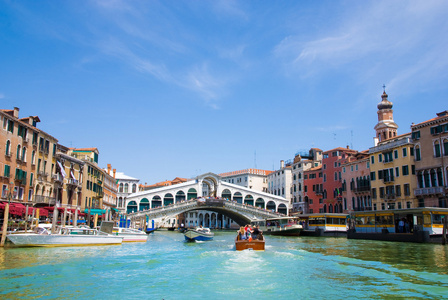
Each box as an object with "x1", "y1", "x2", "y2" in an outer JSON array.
[
  {"x1": 254, "y1": 150, "x2": 257, "y2": 169},
  {"x1": 351, "y1": 130, "x2": 353, "y2": 149}
]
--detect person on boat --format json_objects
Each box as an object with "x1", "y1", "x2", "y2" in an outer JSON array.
[
  {"x1": 238, "y1": 227, "x2": 247, "y2": 240},
  {"x1": 252, "y1": 225, "x2": 261, "y2": 240}
]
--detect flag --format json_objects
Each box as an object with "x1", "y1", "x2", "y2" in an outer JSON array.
[{"x1": 57, "y1": 161, "x2": 66, "y2": 178}]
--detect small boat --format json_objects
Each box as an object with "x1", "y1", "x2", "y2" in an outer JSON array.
[
  {"x1": 235, "y1": 235, "x2": 265, "y2": 251},
  {"x1": 6, "y1": 224, "x2": 123, "y2": 247},
  {"x1": 145, "y1": 227, "x2": 158, "y2": 234},
  {"x1": 112, "y1": 227, "x2": 148, "y2": 242},
  {"x1": 184, "y1": 227, "x2": 214, "y2": 242},
  {"x1": 253, "y1": 217, "x2": 303, "y2": 236}
]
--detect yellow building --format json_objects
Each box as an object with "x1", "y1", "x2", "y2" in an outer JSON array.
[
  {"x1": 69, "y1": 148, "x2": 105, "y2": 215},
  {"x1": 369, "y1": 133, "x2": 417, "y2": 210},
  {"x1": 34, "y1": 130, "x2": 58, "y2": 207}
]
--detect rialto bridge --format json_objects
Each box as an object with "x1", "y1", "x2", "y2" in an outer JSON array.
[{"x1": 125, "y1": 172, "x2": 290, "y2": 226}]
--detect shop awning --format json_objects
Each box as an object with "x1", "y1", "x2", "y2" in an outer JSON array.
[{"x1": 84, "y1": 209, "x2": 106, "y2": 215}]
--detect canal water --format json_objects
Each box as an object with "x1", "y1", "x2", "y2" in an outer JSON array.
[{"x1": 0, "y1": 231, "x2": 447, "y2": 299}]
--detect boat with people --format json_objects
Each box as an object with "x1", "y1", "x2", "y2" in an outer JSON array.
[
  {"x1": 6, "y1": 223, "x2": 123, "y2": 247},
  {"x1": 235, "y1": 234, "x2": 265, "y2": 251},
  {"x1": 112, "y1": 227, "x2": 148, "y2": 242},
  {"x1": 251, "y1": 217, "x2": 303, "y2": 236},
  {"x1": 184, "y1": 226, "x2": 214, "y2": 242}
]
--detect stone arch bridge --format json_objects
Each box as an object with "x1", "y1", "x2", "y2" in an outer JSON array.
[
  {"x1": 127, "y1": 198, "x2": 283, "y2": 226},
  {"x1": 125, "y1": 172, "x2": 290, "y2": 225}
]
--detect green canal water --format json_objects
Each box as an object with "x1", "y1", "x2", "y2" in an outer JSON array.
[{"x1": 0, "y1": 231, "x2": 447, "y2": 299}]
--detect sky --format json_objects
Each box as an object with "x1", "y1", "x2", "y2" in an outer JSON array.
[{"x1": 1, "y1": 0, "x2": 447, "y2": 184}]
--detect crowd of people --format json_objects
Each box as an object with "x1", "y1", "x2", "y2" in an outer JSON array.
[{"x1": 237, "y1": 224, "x2": 263, "y2": 241}]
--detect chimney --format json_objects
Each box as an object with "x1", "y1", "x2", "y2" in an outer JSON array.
[
  {"x1": 280, "y1": 160, "x2": 285, "y2": 169},
  {"x1": 107, "y1": 164, "x2": 111, "y2": 174},
  {"x1": 113, "y1": 169, "x2": 116, "y2": 178},
  {"x1": 346, "y1": 145, "x2": 349, "y2": 149},
  {"x1": 13, "y1": 107, "x2": 19, "y2": 118}
]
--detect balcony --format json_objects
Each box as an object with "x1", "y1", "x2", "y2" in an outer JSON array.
[
  {"x1": 34, "y1": 195, "x2": 56, "y2": 205},
  {"x1": 414, "y1": 187, "x2": 445, "y2": 196},
  {"x1": 0, "y1": 173, "x2": 11, "y2": 179},
  {"x1": 354, "y1": 186, "x2": 371, "y2": 193},
  {"x1": 52, "y1": 174, "x2": 64, "y2": 183},
  {"x1": 385, "y1": 193, "x2": 396, "y2": 201},
  {"x1": 22, "y1": 137, "x2": 29, "y2": 144},
  {"x1": 37, "y1": 172, "x2": 48, "y2": 181},
  {"x1": 67, "y1": 178, "x2": 81, "y2": 187}
]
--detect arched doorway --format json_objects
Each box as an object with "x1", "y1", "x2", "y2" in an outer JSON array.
[
  {"x1": 152, "y1": 196, "x2": 162, "y2": 208},
  {"x1": 266, "y1": 201, "x2": 276, "y2": 212},
  {"x1": 255, "y1": 198, "x2": 265, "y2": 208},
  {"x1": 175, "y1": 190, "x2": 185, "y2": 203},
  {"x1": 244, "y1": 195, "x2": 254, "y2": 206},
  {"x1": 164, "y1": 193, "x2": 174, "y2": 206},
  {"x1": 187, "y1": 188, "x2": 197, "y2": 200},
  {"x1": 233, "y1": 192, "x2": 243, "y2": 204},
  {"x1": 278, "y1": 204, "x2": 287, "y2": 215},
  {"x1": 139, "y1": 198, "x2": 150, "y2": 211},
  {"x1": 221, "y1": 189, "x2": 231, "y2": 200},
  {"x1": 127, "y1": 200, "x2": 137, "y2": 213}
]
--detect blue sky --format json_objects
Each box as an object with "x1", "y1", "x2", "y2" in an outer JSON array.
[{"x1": 1, "y1": 0, "x2": 447, "y2": 184}]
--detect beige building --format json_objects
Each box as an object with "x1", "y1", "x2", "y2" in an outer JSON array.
[
  {"x1": 219, "y1": 169, "x2": 272, "y2": 193},
  {"x1": 411, "y1": 111, "x2": 448, "y2": 208}
]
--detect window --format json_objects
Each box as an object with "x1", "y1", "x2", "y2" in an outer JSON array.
[
  {"x1": 402, "y1": 165, "x2": 409, "y2": 176},
  {"x1": 412, "y1": 165, "x2": 415, "y2": 175},
  {"x1": 7, "y1": 119, "x2": 13, "y2": 133},
  {"x1": 415, "y1": 146, "x2": 421, "y2": 161},
  {"x1": 350, "y1": 165, "x2": 353, "y2": 172},
  {"x1": 404, "y1": 184, "x2": 410, "y2": 196},
  {"x1": 402, "y1": 147, "x2": 407, "y2": 157},
  {"x1": 343, "y1": 167, "x2": 346, "y2": 173},
  {"x1": 435, "y1": 141, "x2": 441, "y2": 157},
  {"x1": 412, "y1": 131, "x2": 420, "y2": 140},
  {"x1": 444, "y1": 139, "x2": 448, "y2": 156},
  {"x1": 334, "y1": 172, "x2": 338, "y2": 180},
  {"x1": 395, "y1": 185, "x2": 401, "y2": 197},
  {"x1": 371, "y1": 156, "x2": 375, "y2": 164},
  {"x1": 372, "y1": 188, "x2": 377, "y2": 199},
  {"x1": 334, "y1": 162, "x2": 338, "y2": 168},
  {"x1": 394, "y1": 150, "x2": 398, "y2": 159},
  {"x1": 395, "y1": 167, "x2": 399, "y2": 177},
  {"x1": 370, "y1": 171, "x2": 376, "y2": 180},
  {"x1": 379, "y1": 187, "x2": 384, "y2": 198},
  {"x1": 5, "y1": 140, "x2": 11, "y2": 156}
]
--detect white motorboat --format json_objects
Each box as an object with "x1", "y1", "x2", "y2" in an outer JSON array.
[
  {"x1": 6, "y1": 225, "x2": 123, "y2": 247},
  {"x1": 112, "y1": 227, "x2": 148, "y2": 242},
  {"x1": 184, "y1": 226, "x2": 214, "y2": 242}
]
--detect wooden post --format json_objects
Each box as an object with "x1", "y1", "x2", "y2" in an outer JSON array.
[
  {"x1": 74, "y1": 209, "x2": 78, "y2": 227},
  {"x1": 442, "y1": 216, "x2": 447, "y2": 245},
  {"x1": 62, "y1": 208, "x2": 67, "y2": 227},
  {"x1": 31, "y1": 208, "x2": 35, "y2": 230},
  {"x1": 93, "y1": 214, "x2": 98, "y2": 228},
  {"x1": 24, "y1": 206, "x2": 28, "y2": 232},
  {"x1": 51, "y1": 207, "x2": 59, "y2": 234},
  {"x1": 35, "y1": 209, "x2": 40, "y2": 228},
  {"x1": 1, "y1": 203, "x2": 10, "y2": 247}
]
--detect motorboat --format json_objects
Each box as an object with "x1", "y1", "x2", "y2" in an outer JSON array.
[
  {"x1": 235, "y1": 234, "x2": 265, "y2": 251},
  {"x1": 112, "y1": 227, "x2": 148, "y2": 242},
  {"x1": 252, "y1": 217, "x2": 303, "y2": 236},
  {"x1": 6, "y1": 224, "x2": 123, "y2": 247},
  {"x1": 145, "y1": 227, "x2": 158, "y2": 234},
  {"x1": 184, "y1": 227, "x2": 214, "y2": 242}
]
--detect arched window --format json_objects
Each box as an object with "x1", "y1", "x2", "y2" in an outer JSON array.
[
  {"x1": 32, "y1": 150, "x2": 36, "y2": 164},
  {"x1": 119, "y1": 183, "x2": 123, "y2": 193},
  {"x1": 434, "y1": 140, "x2": 441, "y2": 158},
  {"x1": 22, "y1": 147, "x2": 26, "y2": 161},
  {"x1": 415, "y1": 145, "x2": 421, "y2": 161},
  {"x1": 124, "y1": 183, "x2": 129, "y2": 193},
  {"x1": 16, "y1": 145, "x2": 21, "y2": 159},
  {"x1": 132, "y1": 184, "x2": 137, "y2": 193}
]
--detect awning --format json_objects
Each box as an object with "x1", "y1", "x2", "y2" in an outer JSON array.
[
  {"x1": 111, "y1": 208, "x2": 120, "y2": 212},
  {"x1": 84, "y1": 209, "x2": 106, "y2": 215},
  {"x1": 25, "y1": 207, "x2": 49, "y2": 217}
]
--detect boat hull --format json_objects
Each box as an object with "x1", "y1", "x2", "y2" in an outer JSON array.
[
  {"x1": 6, "y1": 233, "x2": 123, "y2": 247},
  {"x1": 263, "y1": 227, "x2": 303, "y2": 236},
  {"x1": 235, "y1": 236, "x2": 265, "y2": 251},
  {"x1": 184, "y1": 230, "x2": 214, "y2": 241}
]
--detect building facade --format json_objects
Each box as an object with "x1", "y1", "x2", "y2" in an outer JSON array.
[
  {"x1": 411, "y1": 111, "x2": 448, "y2": 208},
  {"x1": 219, "y1": 168, "x2": 272, "y2": 192},
  {"x1": 303, "y1": 166, "x2": 323, "y2": 214},
  {"x1": 341, "y1": 152, "x2": 371, "y2": 212},
  {"x1": 267, "y1": 160, "x2": 292, "y2": 202}
]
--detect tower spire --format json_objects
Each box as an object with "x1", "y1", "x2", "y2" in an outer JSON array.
[{"x1": 374, "y1": 88, "x2": 398, "y2": 142}]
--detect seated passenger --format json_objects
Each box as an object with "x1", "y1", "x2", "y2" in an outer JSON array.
[
  {"x1": 238, "y1": 227, "x2": 247, "y2": 240},
  {"x1": 252, "y1": 225, "x2": 260, "y2": 239}
]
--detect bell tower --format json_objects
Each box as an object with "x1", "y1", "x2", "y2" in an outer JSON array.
[{"x1": 374, "y1": 88, "x2": 398, "y2": 143}]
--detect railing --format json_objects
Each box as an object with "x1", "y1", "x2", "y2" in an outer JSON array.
[
  {"x1": 53, "y1": 174, "x2": 63, "y2": 182},
  {"x1": 385, "y1": 194, "x2": 395, "y2": 200},
  {"x1": 67, "y1": 178, "x2": 80, "y2": 186},
  {"x1": 354, "y1": 186, "x2": 371, "y2": 193},
  {"x1": 414, "y1": 187, "x2": 445, "y2": 196},
  {"x1": 34, "y1": 195, "x2": 56, "y2": 205}
]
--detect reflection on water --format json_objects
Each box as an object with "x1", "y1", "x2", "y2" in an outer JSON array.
[{"x1": 0, "y1": 231, "x2": 447, "y2": 299}]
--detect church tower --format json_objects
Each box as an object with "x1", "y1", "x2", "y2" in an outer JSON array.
[{"x1": 374, "y1": 89, "x2": 398, "y2": 143}]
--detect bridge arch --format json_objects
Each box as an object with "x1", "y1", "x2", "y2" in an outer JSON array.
[
  {"x1": 164, "y1": 193, "x2": 174, "y2": 206},
  {"x1": 187, "y1": 188, "x2": 197, "y2": 200},
  {"x1": 234, "y1": 192, "x2": 243, "y2": 203},
  {"x1": 221, "y1": 189, "x2": 231, "y2": 200},
  {"x1": 152, "y1": 195, "x2": 162, "y2": 208},
  {"x1": 244, "y1": 194, "x2": 254, "y2": 206},
  {"x1": 255, "y1": 197, "x2": 265, "y2": 208},
  {"x1": 266, "y1": 200, "x2": 276, "y2": 212},
  {"x1": 127, "y1": 200, "x2": 138, "y2": 213},
  {"x1": 140, "y1": 198, "x2": 150, "y2": 211},
  {"x1": 175, "y1": 190, "x2": 185, "y2": 203},
  {"x1": 278, "y1": 203, "x2": 287, "y2": 215}
]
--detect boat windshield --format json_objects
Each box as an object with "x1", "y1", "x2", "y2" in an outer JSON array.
[{"x1": 34, "y1": 226, "x2": 49, "y2": 235}]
